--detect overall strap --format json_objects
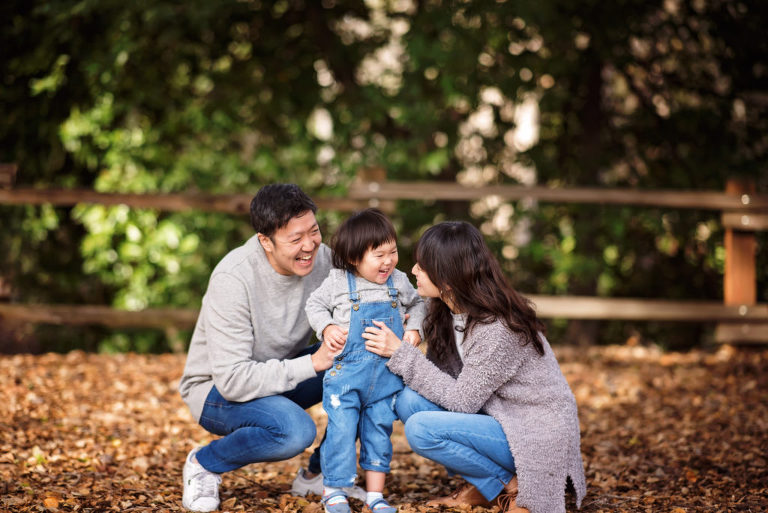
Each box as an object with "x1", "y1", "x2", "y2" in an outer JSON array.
[
  {"x1": 386, "y1": 275, "x2": 398, "y2": 308},
  {"x1": 346, "y1": 271, "x2": 361, "y2": 308}
]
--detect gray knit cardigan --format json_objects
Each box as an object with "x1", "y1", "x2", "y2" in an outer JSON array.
[{"x1": 387, "y1": 320, "x2": 586, "y2": 513}]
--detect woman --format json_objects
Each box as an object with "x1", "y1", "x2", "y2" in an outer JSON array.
[{"x1": 362, "y1": 221, "x2": 586, "y2": 513}]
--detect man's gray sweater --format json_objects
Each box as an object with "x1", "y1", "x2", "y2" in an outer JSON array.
[{"x1": 179, "y1": 234, "x2": 332, "y2": 422}]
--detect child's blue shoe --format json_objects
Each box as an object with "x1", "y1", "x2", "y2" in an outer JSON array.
[
  {"x1": 322, "y1": 491, "x2": 351, "y2": 513},
  {"x1": 365, "y1": 497, "x2": 397, "y2": 513}
]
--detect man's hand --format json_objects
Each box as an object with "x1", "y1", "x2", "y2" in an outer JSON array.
[
  {"x1": 310, "y1": 341, "x2": 336, "y2": 372},
  {"x1": 322, "y1": 324, "x2": 347, "y2": 354},
  {"x1": 402, "y1": 329, "x2": 421, "y2": 347}
]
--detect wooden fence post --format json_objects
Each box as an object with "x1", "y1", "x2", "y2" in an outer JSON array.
[
  {"x1": 716, "y1": 178, "x2": 767, "y2": 343},
  {"x1": 724, "y1": 178, "x2": 757, "y2": 305}
]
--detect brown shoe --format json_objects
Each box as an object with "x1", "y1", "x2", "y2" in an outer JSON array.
[
  {"x1": 426, "y1": 482, "x2": 491, "y2": 508},
  {"x1": 493, "y1": 476, "x2": 529, "y2": 513},
  {"x1": 496, "y1": 494, "x2": 530, "y2": 513}
]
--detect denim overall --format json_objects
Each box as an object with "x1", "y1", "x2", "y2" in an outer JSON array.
[{"x1": 320, "y1": 272, "x2": 405, "y2": 488}]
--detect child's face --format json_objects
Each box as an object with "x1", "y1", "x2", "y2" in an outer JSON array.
[{"x1": 355, "y1": 240, "x2": 399, "y2": 284}]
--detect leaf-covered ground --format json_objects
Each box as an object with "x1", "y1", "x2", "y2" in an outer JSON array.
[{"x1": 1, "y1": 345, "x2": 766, "y2": 513}]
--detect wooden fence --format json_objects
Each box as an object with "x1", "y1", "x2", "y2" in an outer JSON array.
[{"x1": 1, "y1": 169, "x2": 767, "y2": 344}]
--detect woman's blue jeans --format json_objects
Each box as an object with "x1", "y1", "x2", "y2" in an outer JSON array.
[
  {"x1": 395, "y1": 386, "x2": 516, "y2": 501},
  {"x1": 195, "y1": 344, "x2": 324, "y2": 474}
]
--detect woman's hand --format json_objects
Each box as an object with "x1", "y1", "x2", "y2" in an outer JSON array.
[{"x1": 363, "y1": 320, "x2": 404, "y2": 357}]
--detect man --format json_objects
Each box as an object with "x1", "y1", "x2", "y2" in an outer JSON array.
[{"x1": 178, "y1": 184, "x2": 364, "y2": 512}]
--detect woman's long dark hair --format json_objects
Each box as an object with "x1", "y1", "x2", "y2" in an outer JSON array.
[{"x1": 415, "y1": 221, "x2": 545, "y2": 363}]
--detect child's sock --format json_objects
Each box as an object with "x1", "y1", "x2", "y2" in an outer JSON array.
[{"x1": 366, "y1": 491, "x2": 383, "y2": 506}]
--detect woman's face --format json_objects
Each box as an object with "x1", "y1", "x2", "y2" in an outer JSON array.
[{"x1": 411, "y1": 262, "x2": 441, "y2": 298}]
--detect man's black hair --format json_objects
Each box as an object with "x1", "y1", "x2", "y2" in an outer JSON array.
[{"x1": 249, "y1": 184, "x2": 317, "y2": 237}]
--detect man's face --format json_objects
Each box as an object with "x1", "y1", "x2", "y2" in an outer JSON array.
[{"x1": 259, "y1": 211, "x2": 322, "y2": 277}]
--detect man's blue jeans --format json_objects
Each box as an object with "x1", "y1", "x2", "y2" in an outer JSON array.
[
  {"x1": 395, "y1": 386, "x2": 516, "y2": 501},
  {"x1": 195, "y1": 344, "x2": 324, "y2": 474}
]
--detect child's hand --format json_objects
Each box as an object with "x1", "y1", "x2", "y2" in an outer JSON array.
[
  {"x1": 323, "y1": 325, "x2": 348, "y2": 353},
  {"x1": 402, "y1": 329, "x2": 421, "y2": 346}
]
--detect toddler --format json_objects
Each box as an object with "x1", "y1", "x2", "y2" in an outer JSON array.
[{"x1": 306, "y1": 208, "x2": 425, "y2": 513}]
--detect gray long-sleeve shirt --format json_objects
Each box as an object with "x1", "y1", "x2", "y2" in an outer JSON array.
[
  {"x1": 305, "y1": 268, "x2": 425, "y2": 341},
  {"x1": 179, "y1": 234, "x2": 332, "y2": 422},
  {"x1": 388, "y1": 318, "x2": 587, "y2": 513}
]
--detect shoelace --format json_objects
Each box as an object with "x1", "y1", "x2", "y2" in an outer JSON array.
[
  {"x1": 496, "y1": 489, "x2": 519, "y2": 513},
  {"x1": 192, "y1": 470, "x2": 221, "y2": 501}
]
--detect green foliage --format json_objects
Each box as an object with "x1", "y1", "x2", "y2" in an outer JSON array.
[{"x1": 1, "y1": 0, "x2": 766, "y2": 352}]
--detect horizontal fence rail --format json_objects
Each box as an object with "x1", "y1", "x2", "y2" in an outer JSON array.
[
  {"x1": 0, "y1": 188, "x2": 366, "y2": 214},
  {"x1": 2, "y1": 183, "x2": 768, "y2": 214},
  {"x1": 2, "y1": 296, "x2": 767, "y2": 327},
  {"x1": 528, "y1": 295, "x2": 768, "y2": 322},
  {"x1": 0, "y1": 304, "x2": 198, "y2": 329},
  {"x1": 348, "y1": 181, "x2": 768, "y2": 212},
  {"x1": 1, "y1": 175, "x2": 766, "y2": 344}
]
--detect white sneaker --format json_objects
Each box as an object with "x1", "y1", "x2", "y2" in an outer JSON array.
[
  {"x1": 182, "y1": 447, "x2": 222, "y2": 512},
  {"x1": 291, "y1": 468, "x2": 367, "y2": 501}
]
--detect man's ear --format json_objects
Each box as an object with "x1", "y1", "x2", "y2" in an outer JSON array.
[{"x1": 257, "y1": 233, "x2": 274, "y2": 253}]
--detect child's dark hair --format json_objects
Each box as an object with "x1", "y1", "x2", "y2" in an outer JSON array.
[
  {"x1": 331, "y1": 208, "x2": 397, "y2": 272},
  {"x1": 250, "y1": 184, "x2": 317, "y2": 237}
]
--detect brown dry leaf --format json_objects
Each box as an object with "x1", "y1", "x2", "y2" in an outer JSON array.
[
  {"x1": 220, "y1": 497, "x2": 237, "y2": 509},
  {"x1": 132, "y1": 456, "x2": 149, "y2": 474},
  {"x1": 302, "y1": 502, "x2": 322, "y2": 513},
  {"x1": 42, "y1": 496, "x2": 59, "y2": 509},
  {"x1": 1, "y1": 348, "x2": 767, "y2": 513}
]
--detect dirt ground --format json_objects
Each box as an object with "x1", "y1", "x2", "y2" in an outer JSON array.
[{"x1": 1, "y1": 344, "x2": 766, "y2": 513}]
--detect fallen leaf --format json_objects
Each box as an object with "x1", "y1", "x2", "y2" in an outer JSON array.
[
  {"x1": 302, "y1": 502, "x2": 322, "y2": 513},
  {"x1": 42, "y1": 496, "x2": 59, "y2": 509},
  {"x1": 131, "y1": 456, "x2": 149, "y2": 474},
  {"x1": 1, "y1": 348, "x2": 765, "y2": 513}
]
